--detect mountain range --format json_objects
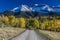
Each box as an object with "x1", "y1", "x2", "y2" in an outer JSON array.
[{"x1": 0, "y1": 4, "x2": 60, "y2": 18}]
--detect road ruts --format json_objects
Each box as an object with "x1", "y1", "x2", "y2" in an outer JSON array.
[{"x1": 10, "y1": 30, "x2": 47, "y2": 40}]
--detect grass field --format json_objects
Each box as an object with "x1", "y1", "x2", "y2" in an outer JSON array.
[
  {"x1": 39, "y1": 30, "x2": 60, "y2": 40},
  {"x1": 0, "y1": 27, "x2": 25, "y2": 40}
]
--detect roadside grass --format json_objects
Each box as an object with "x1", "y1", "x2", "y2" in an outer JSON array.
[
  {"x1": 0, "y1": 27, "x2": 25, "y2": 40},
  {"x1": 35, "y1": 30, "x2": 50, "y2": 40},
  {"x1": 38, "y1": 30, "x2": 60, "y2": 40}
]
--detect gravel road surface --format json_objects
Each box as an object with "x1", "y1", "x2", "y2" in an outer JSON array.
[{"x1": 11, "y1": 30, "x2": 47, "y2": 40}]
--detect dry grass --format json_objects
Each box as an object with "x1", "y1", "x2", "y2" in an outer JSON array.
[
  {"x1": 0, "y1": 27, "x2": 25, "y2": 40},
  {"x1": 39, "y1": 30, "x2": 60, "y2": 40}
]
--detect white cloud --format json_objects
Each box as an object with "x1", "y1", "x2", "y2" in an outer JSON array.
[{"x1": 35, "y1": 4, "x2": 39, "y2": 6}]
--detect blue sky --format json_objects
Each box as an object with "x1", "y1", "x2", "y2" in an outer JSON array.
[{"x1": 0, "y1": 0, "x2": 60, "y2": 12}]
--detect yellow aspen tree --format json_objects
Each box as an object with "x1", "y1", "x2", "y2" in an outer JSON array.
[
  {"x1": 8, "y1": 16, "x2": 17, "y2": 27},
  {"x1": 19, "y1": 17, "x2": 26, "y2": 28},
  {"x1": 3, "y1": 16, "x2": 9, "y2": 25},
  {"x1": 40, "y1": 20, "x2": 48, "y2": 30},
  {"x1": 28, "y1": 18, "x2": 39, "y2": 29},
  {"x1": 0, "y1": 16, "x2": 4, "y2": 27},
  {"x1": 33, "y1": 18, "x2": 39, "y2": 29},
  {"x1": 55, "y1": 20, "x2": 60, "y2": 31},
  {"x1": 41, "y1": 23, "x2": 45, "y2": 30}
]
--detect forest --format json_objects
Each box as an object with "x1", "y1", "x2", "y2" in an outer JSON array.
[{"x1": 0, "y1": 14, "x2": 60, "y2": 32}]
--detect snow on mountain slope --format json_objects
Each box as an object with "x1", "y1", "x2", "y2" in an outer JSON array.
[
  {"x1": 33, "y1": 4, "x2": 54, "y2": 12},
  {"x1": 21, "y1": 5, "x2": 32, "y2": 11},
  {"x1": 11, "y1": 7, "x2": 19, "y2": 11},
  {"x1": 11, "y1": 4, "x2": 56, "y2": 13},
  {"x1": 42, "y1": 5, "x2": 54, "y2": 12}
]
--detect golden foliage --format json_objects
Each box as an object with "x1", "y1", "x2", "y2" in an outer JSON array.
[
  {"x1": 0, "y1": 15, "x2": 60, "y2": 31},
  {"x1": 8, "y1": 16, "x2": 17, "y2": 26},
  {"x1": 18, "y1": 17, "x2": 26, "y2": 28},
  {"x1": 3, "y1": 16, "x2": 9, "y2": 25}
]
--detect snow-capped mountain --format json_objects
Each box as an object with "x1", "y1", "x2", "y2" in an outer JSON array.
[
  {"x1": 10, "y1": 4, "x2": 57, "y2": 17},
  {"x1": 1, "y1": 4, "x2": 60, "y2": 18},
  {"x1": 33, "y1": 4, "x2": 55, "y2": 13},
  {"x1": 11, "y1": 4, "x2": 55, "y2": 13},
  {"x1": 11, "y1": 4, "x2": 60, "y2": 14},
  {"x1": 11, "y1": 5, "x2": 33, "y2": 12},
  {"x1": 4, "y1": 4, "x2": 59, "y2": 18},
  {"x1": 41, "y1": 5, "x2": 54, "y2": 12},
  {"x1": 21, "y1": 5, "x2": 32, "y2": 11},
  {"x1": 11, "y1": 7, "x2": 19, "y2": 11}
]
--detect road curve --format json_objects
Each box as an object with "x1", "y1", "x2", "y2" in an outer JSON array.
[{"x1": 10, "y1": 30, "x2": 47, "y2": 40}]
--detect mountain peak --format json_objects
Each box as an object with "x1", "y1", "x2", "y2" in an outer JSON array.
[
  {"x1": 11, "y1": 4, "x2": 56, "y2": 13},
  {"x1": 11, "y1": 7, "x2": 19, "y2": 11},
  {"x1": 21, "y1": 5, "x2": 32, "y2": 11},
  {"x1": 42, "y1": 5, "x2": 54, "y2": 12}
]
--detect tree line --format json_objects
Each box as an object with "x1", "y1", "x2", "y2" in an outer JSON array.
[{"x1": 0, "y1": 15, "x2": 60, "y2": 32}]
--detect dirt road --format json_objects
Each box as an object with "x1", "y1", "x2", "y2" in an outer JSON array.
[{"x1": 10, "y1": 30, "x2": 47, "y2": 40}]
